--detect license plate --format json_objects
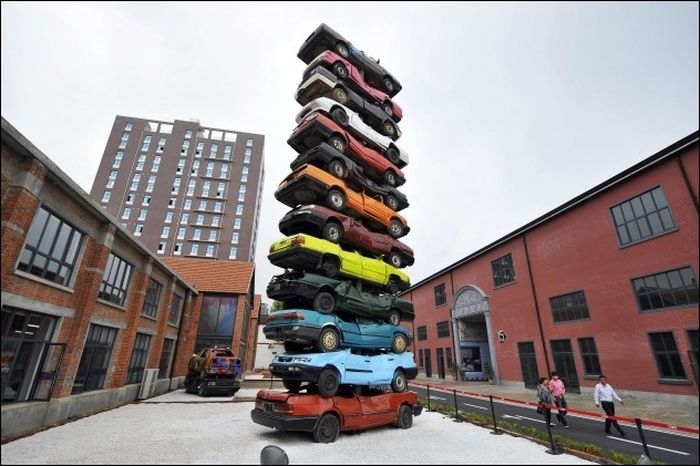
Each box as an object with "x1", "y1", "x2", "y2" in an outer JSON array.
[{"x1": 263, "y1": 402, "x2": 273, "y2": 412}]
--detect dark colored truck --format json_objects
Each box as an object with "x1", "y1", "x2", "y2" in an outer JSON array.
[{"x1": 184, "y1": 347, "x2": 242, "y2": 397}]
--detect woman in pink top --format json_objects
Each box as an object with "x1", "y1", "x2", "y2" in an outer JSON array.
[{"x1": 548, "y1": 371, "x2": 570, "y2": 427}]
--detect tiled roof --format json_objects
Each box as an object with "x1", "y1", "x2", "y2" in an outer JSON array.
[{"x1": 162, "y1": 258, "x2": 254, "y2": 294}]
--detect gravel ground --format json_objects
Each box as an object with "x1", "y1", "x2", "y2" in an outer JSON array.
[{"x1": 1, "y1": 389, "x2": 596, "y2": 465}]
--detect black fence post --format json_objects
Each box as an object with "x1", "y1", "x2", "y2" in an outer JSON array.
[
  {"x1": 489, "y1": 395, "x2": 502, "y2": 435},
  {"x1": 453, "y1": 389, "x2": 462, "y2": 422},
  {"x1": 635, "y1": 418, "x2": 653, "y2": 461},
  {"x1": 426, "y1": 384, "x2": 431, "y2": 412},
  {"x1": 544, "y1": 407, "x2": 563, "y2": 455}
]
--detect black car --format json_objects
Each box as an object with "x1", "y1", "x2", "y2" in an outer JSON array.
[
  {"x1": 290, "y1": 143, "x2": 409, "y2": 212},
  {"x1": 295, "y1": 65, "x2": 402, "y2": 139},
  {"x1": 266, "y1": 270, "x2": 415, "y2": 325},
  {"x1": 297, "y1": 23, "x2": 402, "y2": 97}
]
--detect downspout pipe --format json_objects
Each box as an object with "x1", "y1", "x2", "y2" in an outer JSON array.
[{"x1": 523, "y1": 235, "x2": 551, "y2": 376}]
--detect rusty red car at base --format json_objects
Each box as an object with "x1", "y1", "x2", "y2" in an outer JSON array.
[{"x1": 250, "y1": 386, "x2": 422, "y2": 443}]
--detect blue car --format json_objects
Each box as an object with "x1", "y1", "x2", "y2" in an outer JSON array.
[
  {"x1": 263, "y1": 308, "x2": 412, "y2": 354},
  {"x1": 269, "y1": 349, "x2": 418, "y2": 397}
]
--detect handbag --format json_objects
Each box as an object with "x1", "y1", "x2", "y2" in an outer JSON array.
[{"x1": 536, "y1": 403, "x2": 544, "y2": 415}]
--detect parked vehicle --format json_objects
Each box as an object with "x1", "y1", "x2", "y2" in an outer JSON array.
[
  {"x1": 263, "y1": 308, "x2": 411, "y2": 356},
  {"x1": 267, "y1": 233, "x2": 411, "y2": 293},
  {"x1": 266, "y1": 270, "x2": 415, "y2": 324},
  {"x1": 296, "y1": 97, "x2": 408, "y2": 168},
  {"x1": 184, "y1": 346, "x2": 242, "y2": 397},
  {"x1": 251, "y1": 386, "x2": 422, "y2": 443},
  {"x1": 274, "y1": 164, "x2": 409, "y2": 239},
  {"x1": 267, "y1": 349, "x2": 418, "y2": 398},
  {"x1": 289, "y1": 143, "x2": 409, "y2": 212},
  {"x1": 288, "y1": 111, "x2": 406, "y2": 186},
  {"x1": 295, "y1": 65, "x2": 401, "y2": 138},
  {"x1": 302, "y1": 51, "x2": 402, "y2": 121},
  {"x1": 278, "y1": 204, "x2": 414, "y2": 268},
  {"x1": 297, "y1": 23, "x2": 403, "y2": 97}
]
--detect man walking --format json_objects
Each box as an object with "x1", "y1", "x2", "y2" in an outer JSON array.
[
  {"x1": 594, "y1": 374, "x2": 625, "y2": 437},
  {"x1": 549, "y1": 371, "x2": 570, "y2": 427}
]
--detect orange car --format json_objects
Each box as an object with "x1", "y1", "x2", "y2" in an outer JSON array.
[
  {"x1": 251, "y1": 386, "x2": 422, "y2": 443},
  {"x1": 275, "y1": 163, "x2": 409, "y2": 238}
]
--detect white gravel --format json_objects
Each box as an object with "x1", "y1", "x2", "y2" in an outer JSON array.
[{"x1": 1, "y1": 389, "x2": 596, "y2": 465}]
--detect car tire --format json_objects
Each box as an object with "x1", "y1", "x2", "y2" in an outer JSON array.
[
  {"x1": 283, "y1": 379, "x2": 302, "y2": 393},
  {"x1": 320, "y1": 256, "x2": 340, "y2": 278},
  {"x1": 386, "y1": 147, "x2": 401, "y2": 166},
  {"x1": 328, "y1": 159, "x2": 347, "y2": 179},
  {"x1": 335, "y1": 41, "x2": 350, "y2": 58},
  {"x1": 331, "y1": 108, "x2": 349, "y2": 126},
  {"x1": 387, "y1": 278, "x2": 400, "y2": 294},
  {"x1": 383, "y1": 76, "x2": 396, "y2": 95},
  {"x1": 388, "y1": 309, "x2": 401, "y2": 326},
  {"x1": 385, "y1": 194, "x2": 399, "y2": 211},
  {"x1": 328, "y1": 134, "x2": 346, "y2": 153},
  {"x1": 313, "y1": 291, "x2": 336, "y2": 314},
  {"x1": 317, "y1": 369, "x2": 340, "y2": 398},
  {"x1": 332, "y1": 62, "x2": 348, "y2": 79},
  {"x1": 392, "y1": 333, "x2": 409, "y2": 354},
  {"x1": 197, "y1": 380, "x2": 208, "y2": 397},
  {"x1": 387, "y1": 251, "x2": 403, "y2": 268},
  {"x1": 331, "y1": 86, "x2": 348, "y2": 104},
  {"x1": 396, "y1": 404, "x2": 413, "y2": 429},
  {"x1": 318, "y1": 327, "x2": 340, "y2": 352},
  {"x1": 382, "y1": 101, "x2": 394, "y2": 117},
  {"x1": 322, "y1": 221, "x2": 343, "y2": 243},
  {"x1": 326, "y1": 188, "x2": 346, "y2": 211},
  {"x1": 381, "y1": 120, "x2": 396, "y2": 138},
  {"x1": 383, "y1": 170, "x2": 398, "y2": 187},
  {"x1": 313, "y1": 413, "x2": 340, "y2": 443},
  {"x1": 388, "y1": 219, "x2": 404, "y2": 238},
  {"x1": 391, "y1": 369, "x2": 407, "y2": 393}
]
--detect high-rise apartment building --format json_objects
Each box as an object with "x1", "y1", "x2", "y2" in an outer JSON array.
[{"x1": 90, "y1": 115, "x2": 265, "y2": 262}]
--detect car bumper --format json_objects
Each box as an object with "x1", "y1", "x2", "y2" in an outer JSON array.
[
  {"x1": 266, "y1": 279, "x2": 320, "y2": 303},
  {"x1": 268, "y1": 362, "x2": 324, "y2": 383},
  {"x1": 274, "y1": 174, "x2": 329, "y2": 210},
  {"x1": 295, "y1": 66, "x2": 337, "y2": 105},
  {"x1": 413, "y1": 403, "x2": 423, "y2": 416},
  {"x1": 263, "y1": 324, "x2": 321, "y2": 344},
  {"x1": 405, "y1": 367, "x2": 418, "y2": 380},
  {"x1": 250, "y1": 408, "x2": 320, "y2": 432},
  {"x1": 287, "y1": 119, "x2": 335, "y2": 154},
  {"x1": 267, "y1": 247, "x2": 323, "y2": 274}
]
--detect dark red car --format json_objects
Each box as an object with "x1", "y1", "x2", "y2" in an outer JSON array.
[{"x1": 251, "y1": 386, "x2": 422, "y2": 443}]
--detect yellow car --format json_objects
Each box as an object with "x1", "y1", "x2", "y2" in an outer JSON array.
[{"x1": 268, "y1": 233, "x2": 410, "y2": 294}]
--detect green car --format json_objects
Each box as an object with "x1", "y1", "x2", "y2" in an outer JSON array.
[
  {"x1": 266, "y1": 270, "x2": 415, "y2": 325},
  {"x1": 268, "y1": 233, "x2": 410, "y2": 294}
]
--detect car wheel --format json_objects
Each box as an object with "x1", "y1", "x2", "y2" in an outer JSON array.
[
  {"x1": 388, "y1": 219, "x2": 404, "y2": 238},
  {"x1": 283, "y1": 379, "x2": 302, "y2": 393},
  {"x1": 322, "y1": 221, "x2": 343, "y2": 243},
  {"x1": 385, "y1": 194, "x2": 399, "y2": 211},
  {"x1": 328, "y1": 159, "x2": 347, "y2": 179},
  {"x1": 326, "y1": 188, "x2": 346, "y2": 211},
  {"x1": 313, "y1": 291, "x2": 336, "y2": 314},
  {"x1": 396, "y1": 404, "x2": 413, "y2": 429},
  {"x1": 284, "y1": 340, "x2": 307, "y2": 353},
  {"x1": 317, "y1": 368, "x2": 340, "y2": 398},
  {"x1": 335, "y1": 41, "x2": 350, "y2": 58},
  {"x1": 318, "y1": 328, "x2": 340, "y2": 352},
  {"x1": 321, "y1": 257, "x2": 340, "y2": 278},
  {"x1": 331, "y1": 86, "x2": 348, "y2": 104},
  {"x1": 388, "y1": 309, "x2": 401, "y2": 326},
  {"x1": 386, "y1": 147, "x2": 401, "y2": 166},
  {"x1": 387, "y1": 278, "x2": 400, "y2": 295},
  {"x1": 331, "y1": 107, "x2": 349, "y2": 126},
  {"x1": 388, "y1": 251, "x2": 403, "y2": 268},
  {"x1": 381, "y1": 120, "x2": 396, "y2": 138},
  {"x1": 313, "y1": 413, "x2": 340, "y2": 443},
  {"x1": 328, "y1": 134, "x2": 346, "y2": 153},
  {"x1": 383, "y1": 76, "x2": 396, "y2": 94},
  {"x1": 383, "y1": 170, "x2": 398, "y2": 187},
  {"x1": 392, "y1": 333, "x2": 409, "y2": 354},
  {"x1": 197, "y1": 380, "x2": 208, "y2": 397},
  {"x1": 332, "y1": 62, "x2": 348, "y2": 79},
  {"x1": 382, "y1": 101, "x2": 394, "y2": 117},
  {"x1": 391, "y1": 369, "x2": 407, "y2": 392}
]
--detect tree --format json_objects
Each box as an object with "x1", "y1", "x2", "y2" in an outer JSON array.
[{"x1": 270, "y1": 300, "x2": 284, "y2": 312}]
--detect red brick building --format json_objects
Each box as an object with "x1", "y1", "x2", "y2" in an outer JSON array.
[{"x1": 403, "y1": 131, "x2": 698, "y2": 403}]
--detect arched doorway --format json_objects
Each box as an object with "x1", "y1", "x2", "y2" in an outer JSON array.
[{"x1": 451, "y1": 285, "x2": 498, "y2": 382}]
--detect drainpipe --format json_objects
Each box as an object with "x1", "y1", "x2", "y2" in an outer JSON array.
[
  {"x1": 449, "y1": 271, "x2": 459, "y2": 381},
  {"x1": 675, "y1": 154, "x2": 699, "y2": 214},
  {"x1": 523, "y1": 235, "x2": 551, "y2": 376}
]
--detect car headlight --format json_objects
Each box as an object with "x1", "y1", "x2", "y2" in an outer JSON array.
[{"x1": 291, "y1": 357, "x2": 311, "y2": 363}]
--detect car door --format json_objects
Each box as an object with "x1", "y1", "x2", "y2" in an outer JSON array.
[
  {"x1": 355, "y1": 318, "x2": 391, "y2": 349},
  {"x1": 335, "y1": 314, "x2": 363, "y2": 346},
  {"x1": 341, "y1": 352, "x2": 373, "y2": 385},
  {"x1": 359, "y1": 254, "x2": 387, "y2": 286},
  {"x1": 338, "y1": 248, "x2": 363, "y2": 279},
  {"x1": 358, "y1": 391, "x2": 393, "y2": 428}
]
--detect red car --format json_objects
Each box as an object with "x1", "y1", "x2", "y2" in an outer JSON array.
[
  {"x1": 303, "y1": 50, "x2": 403, "y2": 121},
  {"x1": 251, "y1": 386, "x2": 422, "y2": 443}
]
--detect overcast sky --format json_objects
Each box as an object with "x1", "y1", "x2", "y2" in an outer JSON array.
[{"x1": 2, "y1": 2, "x2": 698, "y2": 302}]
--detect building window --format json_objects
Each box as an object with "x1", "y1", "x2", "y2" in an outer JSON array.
[
  {"x1": 113, "y1": 151, "x2": 123, "y2": 168},
  {"x1": 121, "y1": 208, "x2": 131, "y2": 220},
  {"x1": 611, "y1": 186, "x2": 676, "y2": 246},
  {"x1": 164, "y1": 212, "x2": 173, "y2": 224},
  {"x1": 190, "y1": 244, "x2": 199, "y2": 255},
  {"x1": 206, "y1": 245, "x2": 215, "y2": 257},
  {"x1": 434, "y1": 284, "x2": 446, "y2": 306},
  {"x1": 184, "y1": 199, "x2": 192, "y2": 210},
  {"x1": 161, "y1": 226, "x2": 170, "y2": 238},
  {"x1": 119, "y1": 132, "x2": 130, "y2": 149},
  {"x1": 17, "y1": 206, "x2": 84, "y2": 287},
  {"x1": 632, "y1": 267, "x2": 698, "y2": 312},
  {"x1": 72, "y1": 324, "x2": 118, "y2": 394},
  {"x1": 199, "y1": 200, "x2": 207, "y2": 211},
  {"x1": 101, "y1": 191, "x2": 111, "y2": 203},
  {"x1": 417, "y1": 326, "x2": 427, "y2": 341},
  {"x1": 157, "y1": 242, "x2": 166, "y2": 254},
  {"x1": 142, "y1": 195, "x2": 151, "y2": 206},
  {"x1": 126, "y1": 194, "x2": 135, "y2": 205},
  {"x1": 214, "y1": 202, "x2": 222, "y2": 213},
  {"x1": 492, "y1": 253, "x2": 516, "y2": 287},
  {"x1": 124, "y1": 122, "x2": 133, "y2": 131},
  {"x1": 196, "y1": 214, "x2": 204, "y2": 225},
  {"x1": 649, "y1": 332, "x2": 687, "y2": 379},
  {"x1": 174, "y1": 243, "x2": 182, "y2": 255},
  {"x1": 549, "y1": 290, "x2": 590, "y2": 323},
  {"x1": 191, "y1": 160, "x2": 200, "y2": 175},
  {"x1": 195, "y1": 141, "x2": 204, "y2": 157},
  {"x1": 168, "y1": 198, "x2": 176, "y2": 208},
  {"x1": 138, "y1": 209, "x2": 147, "y2": 221},
  {"x1": 158, "y1": 338, "x2": 175, "y2": 379},
  {"x1": 184, "y1": 129, "x2": 192, "y2": 139},
  {"x1": 437, "y1": 321, "x2": 450, "y2": 338},
  {"x1": 221, "y1": 164, "x2": 229, "y2": 178},
  {"x1": 169, "y1": 294, "x2": 183, "y2": 325},
  {"x1": 157, "y1": 137, "x2": 166, "y2": 153},
  {"x1": 141, "y1": 135, "x2": 151, "y2": 152},
  {"x1": 196, "y1": 295, "x2": 238, "y2": 347},
  {"x1": 134, "y1": 224, "x2": 144, "y2": 236},
  {"x1": 228, "y1": 247, "x2": 237, "y2": 259},
  {"x1": 216, "y1": 182, "x2": 226, "y2": 198},
  {"x1": 98, "y1": 253, "x2": 133, "y2": 306},
  {"x1": 236, "y1": 204, "x2": 244, "y2": 215},
  {"x1": 231, "y1": 232, "x2": 239, "y2": 244},
  {"x1": 193, "y1": 229, "x2": 201, "y2": 240},
  {"x1": 126, "y1": 333, "x2": 152, "y2": 384},
  {"x1": 246, "y1": 137, "x2": 253, "y2": 147},
  {"x1": 577, "y1": 337, "x2": 601, "y2": 377},
  {"x1": 177, "y1": 227, "x2": 186, "y2": 240},
  {"x1": 142, "y1": 279, "x2": 163, "y2": 318},
  {"x1": 181, "y1": 140, "x2": 190, "y2": 154},
  {"x1": 177, "y1": 159, "x2": 185, "y2": 174},
  {"x1": 180, "y1": 213, "x2": 189, "y2": 225},
  {"x1": 224, "y1": 144, "x2": 232, "y2": 160},
  {"x1": 418, "y1": 349, "x2": 424, "y2": 368},
  {"x1": 208, "y1": 230, "x2": 218, "y2": 241},
  {"x1": 210, "y1": 143, "x2": 218, "y2": 158},
  {"x1": 233, "y1": 218, "x2": 241, "y2": 230}
]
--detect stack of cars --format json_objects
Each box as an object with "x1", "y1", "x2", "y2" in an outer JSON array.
[{"x1": 251, "y1": 24, "x2": 421, "y2": 443}]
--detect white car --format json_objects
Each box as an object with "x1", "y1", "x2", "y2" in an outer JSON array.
[{"x1": 295, "y1": 97, "x2": 409, "y2": 169}]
